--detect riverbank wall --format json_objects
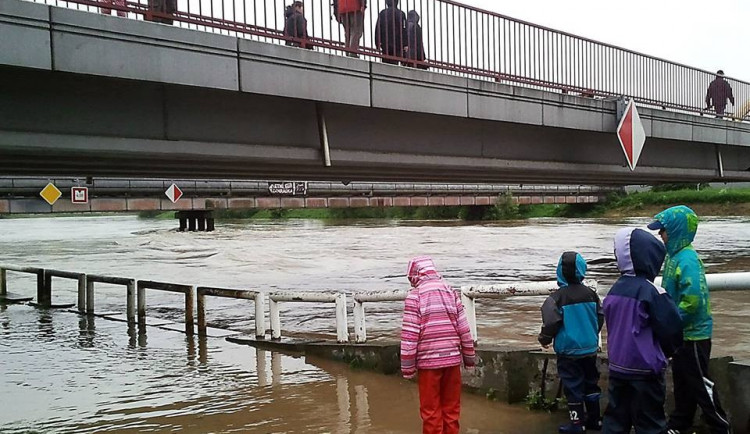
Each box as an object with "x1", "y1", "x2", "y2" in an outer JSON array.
[{"x1": 228, "y1": 336, "x2": 749, "y2": 433}]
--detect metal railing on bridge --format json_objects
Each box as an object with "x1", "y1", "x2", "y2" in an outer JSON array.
[{"x1": 23, "y1": 0, "x2": 750, "y2": 120}]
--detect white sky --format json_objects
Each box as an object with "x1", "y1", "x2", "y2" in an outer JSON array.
[{"x1": 461, "y1": 0, "x2": 750, "y2": 82}]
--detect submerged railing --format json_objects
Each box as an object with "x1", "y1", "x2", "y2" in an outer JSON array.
[
  {"x1": 2, "y1": 264, "x2": 750, "y2": 344},
  {"x1": 21, "y1": 0, "x2": 750, "y2": 119}
]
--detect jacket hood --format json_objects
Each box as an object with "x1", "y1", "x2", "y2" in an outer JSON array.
[
  {"x1": 285, "y1": 5, "x2": 296, "y2": 18},
  {"x1": 407, "y1": 10, "x2": 420, "y2": 23},
  {"x1": 614, "y1": 228, "x2": 666, "y2": 280},
  {"x1": 407, "y1": 255, "x2": 441, "y2": 286},
  {"x1": 556, "y1": 251, "x2": 586, "y2": 287},
  {"x1": 652, "y1": 205, "x2": 698, "y2": 256}
]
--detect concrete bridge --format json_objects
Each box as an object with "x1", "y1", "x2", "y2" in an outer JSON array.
[
  {"x1": 1, "y1": 0, "x2": 750, "y2": 184},
  {"x1": 0, "y1": 178, "x2": 615, "y2": 214}
]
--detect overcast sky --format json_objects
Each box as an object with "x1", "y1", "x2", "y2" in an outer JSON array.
[{"x1": 459, "y1": 0, "x2": 749, "y2": 82}]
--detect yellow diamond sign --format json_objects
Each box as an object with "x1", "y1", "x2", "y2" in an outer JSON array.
[{"x1": 40, "y1": 183, "x2": 62, "y2": 205}]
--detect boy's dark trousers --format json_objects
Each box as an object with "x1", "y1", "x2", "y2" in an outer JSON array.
[
  {"x1": 668, "y1": 339, "x2": 730, "y2": 434},
  {"x1": 602, "y1": 374, "x2": 666, "y2": 434},
  {"x1": 557, "y1": 356, "x2": 601, "y2": 427}
]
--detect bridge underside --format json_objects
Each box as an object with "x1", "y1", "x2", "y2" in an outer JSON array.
[{"x1": 2, "y1": 66, "x2": 749, "y2": 184}]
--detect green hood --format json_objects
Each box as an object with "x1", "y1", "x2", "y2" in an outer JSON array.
[{"x1": 653, "y1": 205, "x2": 699, "y2": 256}]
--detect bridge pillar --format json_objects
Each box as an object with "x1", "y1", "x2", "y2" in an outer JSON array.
[{"x1": 176, "y1": 211, "x2": 215, "y2": 232}]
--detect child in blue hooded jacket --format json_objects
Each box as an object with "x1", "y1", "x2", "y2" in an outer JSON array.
[{"x1": 539, "y1": 251, "x2": 604, "y2": 433}]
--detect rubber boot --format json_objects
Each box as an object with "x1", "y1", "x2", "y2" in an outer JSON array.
[
  {"x1": 559, "y1": 402, "x2": 586, "y2": 433},
  {"x1": 584, "y1": 393, "x2": 602, "y2": 431}
]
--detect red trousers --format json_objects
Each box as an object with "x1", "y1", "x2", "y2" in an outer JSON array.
[{"x1": 418, "y1": 365, "x2": 462, "y2": 434}]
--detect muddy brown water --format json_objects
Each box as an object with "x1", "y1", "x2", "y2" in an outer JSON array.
[{"x1": 1, "y1": 215, "x2": 749, "y2": 432}]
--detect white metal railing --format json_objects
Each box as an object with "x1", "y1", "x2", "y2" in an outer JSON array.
[
  {"x1": 352, "y1": 280, "x2": 600, "y2": 344},
  {"x1": 269, "y1": 291, "x2": 349, "y2": 343},
  {"x1": 197, "y1": 286, "x2": 266, "y2": 338},
  {"x1": 655, "y1": 272, "x2": 750, "y2": 291}
]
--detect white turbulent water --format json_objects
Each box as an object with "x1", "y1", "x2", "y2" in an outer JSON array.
[{"x1": 1, "y1": 215, "x2": 749, "y2": 432}]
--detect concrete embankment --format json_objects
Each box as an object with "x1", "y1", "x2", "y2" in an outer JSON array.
[{"x1": 228, "y1": 336, "x2": 749, "y2": 433}]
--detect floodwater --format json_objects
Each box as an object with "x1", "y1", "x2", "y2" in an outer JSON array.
[{"x1": 1, "y1": 215, "x2": 749, "y2": 433}]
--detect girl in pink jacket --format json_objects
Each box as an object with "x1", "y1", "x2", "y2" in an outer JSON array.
[{"x1": 400, "y1": 256, "x2": 476, "y2": 434}]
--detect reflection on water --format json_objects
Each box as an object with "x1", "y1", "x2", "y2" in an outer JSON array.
[
  {"x1": 0, "y1": 307, "x2": 563, "y2": 433},
  {"x1": 1, "y1": 215, "x2": 750, "y2": 432}
]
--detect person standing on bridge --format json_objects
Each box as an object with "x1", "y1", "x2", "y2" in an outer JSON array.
[
  {"x1": 405, "y1": 10, "x2": 427, "y2": 69},
  {"x1": 401, "y1": 256, "x2": 475, "y2": 434},
  {"x1": 333, "y1": 0, "x2": 366, "y2": 57},
  {"x1": 538, "y1": 251, "x2": 603, "y2": 433},
  {"x1": 705, "y1": 70, "x2": 735, "y2": 118},
  {"x1": 648, "y1": 206, "x2": 731, "y2": 434},
  {"x1": 602, "y1": 228, "x2": 683, "y2": 434},
  {"x1": 284, "y1": 1, "x2": 309, "y2": 48},
  {"x1": 375, "y1": 0, "x2": 406, "y2": 65}
]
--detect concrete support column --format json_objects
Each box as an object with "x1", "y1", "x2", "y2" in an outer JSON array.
[
  {"x1": 255, "y1": 291, "x2": 266, "y2": 339},
  {"x1": 188, "y1": 217, "x2": 196, "y2": 231},
  {"x1": 353, "y1": 300, "x2": 366, "y2": 343},
  {"x1": 335, "y1": 292, "x2": 349, "y2": 343},
  {"x1": 77, "y1": 275, "x2": 87, "y2": 314},
  {"x1": 179, "y1": 216, "x2": 187, "y2": 231},
  {"x1": 206, "y1": 218, "x2": 215, "y2": 232},
  {"x1": 197, "y1": 217, "x2": 206, "y2": 231},
  {"x1": 461, "y1": 291, "x2": 477, "y2": 343},
  {"x1": 270, "y1": 298, "x2": 281, "y2": 340}
]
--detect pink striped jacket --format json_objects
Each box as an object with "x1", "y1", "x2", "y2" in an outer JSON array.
[{"x1": 400, "y1": 256, "x2": 476, "y2": 378}]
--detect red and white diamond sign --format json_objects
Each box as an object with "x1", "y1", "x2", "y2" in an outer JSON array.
[
  {"x1": 616, "y1": 100, "x2": 647, "y2": 171},
  {"x1": 165, "y1": 183, "x2": 183, "y2": 203}
]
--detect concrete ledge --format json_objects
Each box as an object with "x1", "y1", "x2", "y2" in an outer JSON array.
[
  {"x1": 541, "y1": 93, "x2": 612, "y2": 132},
  {"x1": 239, "y1": 39, "x2": 370, "y2": 106},
  {"x1": 371, "y1": 62, "x2": 468, "y2": 117},
  {"x1": 50, "y1": 6, "x2": 239, "y2": 89},
  {"x1": 0, "y1": 0, "x2": 51, "y2": 69},
  {"x1": 728, "y1": 361, "x2": 750, "y2": 433},
  {"x1": 467, "y1": 81, "x2": 543, "y2": 125}
]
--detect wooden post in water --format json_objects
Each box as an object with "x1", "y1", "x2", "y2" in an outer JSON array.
[
  {"x1": 197, "y1": 291, "x2": 206, "y2": 335},
  {"x1": 36, "y1": 269, "x2": 49, "y2": 307},
  {"x1": 184, "y1": 286, "x2": 195, "y2": 335},
  {"x1": 0, "y1": 268, "x2": 6, "y2": 296},
  {"x1": 126, "y1": 280, "x2": 136, "y2": 324},
  {"x1": 86, "y1": 279, "x2": 95, "y2": 314}
]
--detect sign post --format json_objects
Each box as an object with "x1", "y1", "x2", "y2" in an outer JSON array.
[{"x1": 616, "y1": 100, "x2": 647, "y2": 171}]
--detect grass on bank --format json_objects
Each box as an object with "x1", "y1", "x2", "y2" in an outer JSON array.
[{"x1": 136, "y1": 187, "x2": 750, "y2": 222}]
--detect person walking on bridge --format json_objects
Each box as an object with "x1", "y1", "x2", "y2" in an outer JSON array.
[
  {"x1": 333, "y1": 0, "x2": 366, "y2": 57},
  {"x1": 539, "y1": 251, "x2": 603, "y2": 433},
  {"x1": 400, "y1": 256, "x2": 475, "y2": 434},
  {"x1": 405, "y1": 10, "x2": 427, "y2": 69},
  {"x1": 648, "y1": 206, "x2": 731, "y2": 434},
  {"x1": 705, "y1": 70, "x2": 735, "y2": 118}
]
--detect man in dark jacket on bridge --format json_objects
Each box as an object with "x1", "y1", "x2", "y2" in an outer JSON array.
[
  {"x1": 375, "y1": 0, "x2": 406, "y2": 64},
  {"x1": 284, "y1": 2, "x2": 309, "y2": 48},
  {"x1": 705, "y1": 70, "x2": 734, "y2": 118},
  {"x1": 602, "y1": 228, "x2": 683, "y2": 434},
  {"x1": 539, "y1": 251, "x2": 603, "y2": 433}
]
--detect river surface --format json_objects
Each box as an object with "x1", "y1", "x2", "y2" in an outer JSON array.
[{"x1": 1, "y1": 215, "x2": 749, "y2": 433}]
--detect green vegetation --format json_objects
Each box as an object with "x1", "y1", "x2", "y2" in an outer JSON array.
[
  {"x1": 604, "y1": 187, "x2": 750, "y2": 209},
  {"x1": 525, "y1": 390, "x2": 565, "y2": 412}
]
